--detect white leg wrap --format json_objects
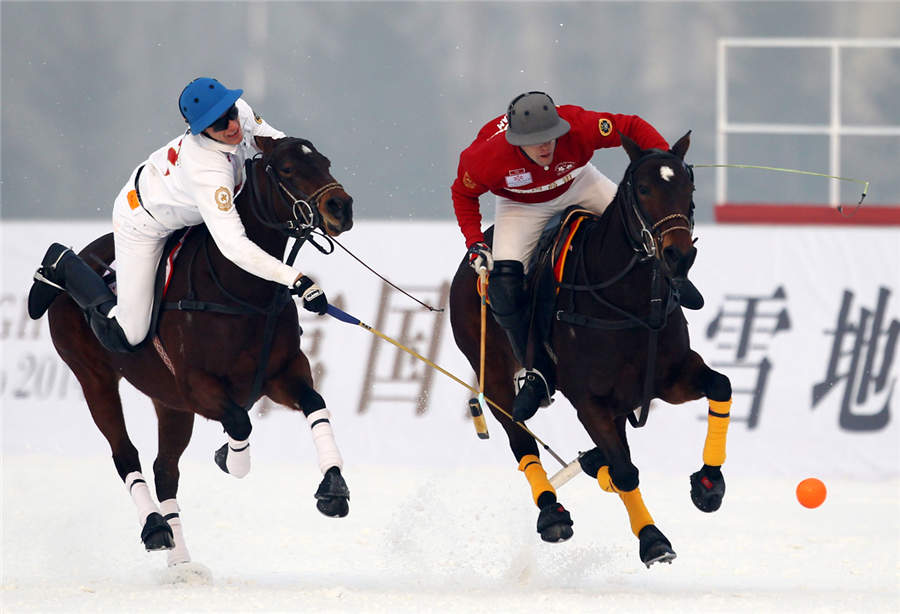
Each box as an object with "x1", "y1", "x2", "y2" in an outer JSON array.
[
  {"x1": 225, "y1": 435, "x2": 251, "y2": 478},
  {"x1": 124, "y1": 471, "x2": 159, "y2": 526},
  {"x1": 306, "y1": 409, "x2": 342, "y2": 473},
  {"x1": 160, "y1": 499, "x2": 191, "y2": 566}
]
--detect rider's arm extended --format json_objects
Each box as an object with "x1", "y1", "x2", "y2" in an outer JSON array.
[{"x1": 186, "y1": 156, "x2": 299, "y2": 287}]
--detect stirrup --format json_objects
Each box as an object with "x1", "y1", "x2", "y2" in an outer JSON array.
[{"x1": 514, "y1": 368, "x2": 554, "y2": 408}]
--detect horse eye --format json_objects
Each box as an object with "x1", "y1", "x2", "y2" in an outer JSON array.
[
  {"x1": 279, "y1": 165, "x2": 293, "y2": 175},
  {"x1": 638, "y1": 185, "x2": 650, "y2": 195}
]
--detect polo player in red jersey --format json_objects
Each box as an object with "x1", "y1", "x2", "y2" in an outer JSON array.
[{"x1": 451, "y1": 91, "x2": 669, "y2": 422}]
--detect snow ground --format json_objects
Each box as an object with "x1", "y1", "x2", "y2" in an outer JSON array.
[{"x1": 2, "y1": 455, "x2": 898, "y2": 613}]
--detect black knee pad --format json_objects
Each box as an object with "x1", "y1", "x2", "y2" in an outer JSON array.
[{"x1": 488, "y1": 260, "x2": 528, "y2": 328}]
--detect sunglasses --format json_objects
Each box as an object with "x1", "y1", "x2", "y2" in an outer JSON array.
[{"x1": 208, "y1": 105, "x2": 239, "y2": 132}]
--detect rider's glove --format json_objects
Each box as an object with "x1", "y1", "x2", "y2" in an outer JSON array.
[
  {"x1": 466, "y1": 241, "x2": 493, "y2": 273},
  {"x1": 292, "y1": 275, "x2": 328, "y2": 315}
]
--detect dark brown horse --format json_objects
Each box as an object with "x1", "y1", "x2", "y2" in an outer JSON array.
[
  {"x1": 42, "y1": 136, "x2": 354, "y2": 568},
  {"x1": 449, "y1": 132, "x2": 732, "y2": 567}
]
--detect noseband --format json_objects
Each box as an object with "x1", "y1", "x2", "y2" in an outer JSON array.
[{"x1": 619, "y1": 151, "x2": 695, "y2": 259}]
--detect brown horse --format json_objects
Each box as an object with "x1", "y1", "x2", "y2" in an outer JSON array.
[
  {"x1": 41, "y1": 136, "x2": 354, "y2": 567},
  {"x1": 449, "y1": 132, "x2": 732, "y2": 567}
]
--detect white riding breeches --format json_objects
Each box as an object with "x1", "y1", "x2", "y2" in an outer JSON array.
[
  {"x1": 492, "y1": 162, "x2": 618, "y2": 271},
  {"x1": 109, "y1": 166, "x2": 173, "y2": 346}
]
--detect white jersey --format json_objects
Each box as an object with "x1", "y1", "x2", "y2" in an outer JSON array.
[{"x1": 133, "y1": 98, "x2": 297, "y2": 287}]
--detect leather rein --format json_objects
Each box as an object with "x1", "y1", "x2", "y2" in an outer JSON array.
[
  {"x1": 160, "y1": 154, "x2": 343, "y2": 410},
  {"x1": 555, "y1": 151, "x2": 696, "y2": 427}
]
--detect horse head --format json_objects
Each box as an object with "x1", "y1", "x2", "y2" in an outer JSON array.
[
  {"x1": 256, "y1": 136, "x2": 354, "y2": 237},
  {"x1": 619, "y1": 131, "x2": 703, "y2": 308}
]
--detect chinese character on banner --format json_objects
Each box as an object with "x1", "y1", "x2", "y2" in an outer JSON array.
[
  {"x1": 256, "y1": 293, "x2": 346, "y2": 417},
  {"x1": 358, "y1": 282, "x2": 450, "y2": 415},
  {"x1": 812, "y1": 287, "x2": 899, "y2": 432},
  {"x1": 704, "y1": 286, "x2": 791, "y2": 429}
]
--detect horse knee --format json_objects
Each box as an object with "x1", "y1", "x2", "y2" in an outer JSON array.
[
  {"x1": 299, "y1": 385, "x2": 326, "y2": 416},
  {"x1": 703, "y1": 370, "x2": 732, "y2": 402},
  {"x1": 610, "y1": 462, "x2": 640, "y2": 493}
]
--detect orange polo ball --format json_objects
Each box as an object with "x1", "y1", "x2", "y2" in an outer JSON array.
[{"x1": 796, "y1": 478, "x2": 827, "y2": 508}]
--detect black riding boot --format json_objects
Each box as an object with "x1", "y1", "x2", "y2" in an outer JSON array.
[
  {"x1": 28, "y1": 243, "x2": 135, "y2": 353},
  {"x1": 488, "y1": 260, "x2": 554, "y2": 422}
]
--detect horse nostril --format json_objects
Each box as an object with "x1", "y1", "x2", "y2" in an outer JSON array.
[{"x1": 327, "y1": 198, "x2": 345, "y2": 217}]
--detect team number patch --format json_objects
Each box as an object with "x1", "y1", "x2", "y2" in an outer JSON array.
[
  {"x1": 215, "y1": 187, "x2": 233, "y2": 211},
  {"x1": 505, "y1": 169, "x2": 533, "y2": 188}
]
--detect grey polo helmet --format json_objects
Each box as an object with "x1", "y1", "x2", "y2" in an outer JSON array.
[{"x1": 505, "y1": 91, "x2": 571, "y2": 146}]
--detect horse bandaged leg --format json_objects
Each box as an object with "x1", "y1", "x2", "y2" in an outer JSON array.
[
  {"x1": 308, "y1": 409, "x2": 350, "y2": 518},
  {"x1": 520, "y1": 454, "x2": 573, "y2": 542},
  {"x1": 160, "y1": 499, "x2": 191, "y2": 566},
  {"x1": 214, "y1": 435, "x2": 251, "y2": 479},
  {"x1": 125, "y1": 472, "x2": 173, "y2": 551},
  {"x1": 596, "y1": 466, "x2": 654, "y2": 536},
  {"x1": 306, "y1": 409, "x2": 342, "y2": 473},
  {"x1": 518, "y1": 454, "x2": 556, "y2": 505},
  {"x1": 703, "y1": 399, "x2": 731, "y2": 467}
]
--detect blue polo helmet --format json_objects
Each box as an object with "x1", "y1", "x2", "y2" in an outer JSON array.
[{"x1": 178, "y1": 78, "x2": 243, "y2": 134}]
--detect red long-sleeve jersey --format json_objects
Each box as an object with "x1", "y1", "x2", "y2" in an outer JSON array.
[{"x1": 451, "y1": 105, "x2": 669, "y2": 247}]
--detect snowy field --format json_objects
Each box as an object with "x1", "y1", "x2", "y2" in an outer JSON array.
[{"x1": 2, "y1": 454, "x2": 898, "y2": 613}]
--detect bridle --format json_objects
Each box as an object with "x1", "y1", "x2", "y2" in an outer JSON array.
[
  {"x1": 619, "y1": 151, "x2": 695, "y2": 260},
  {"x1": 244, "y1": 141, "x2": 346, "y2": 258}
]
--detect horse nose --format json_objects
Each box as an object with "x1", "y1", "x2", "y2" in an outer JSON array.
[
  {"x1": 327, "y1": 196, "x2": 353, "y2": 230},
  {"x1": 663, "y1": 245, "x2": 696, "y2": 278}
]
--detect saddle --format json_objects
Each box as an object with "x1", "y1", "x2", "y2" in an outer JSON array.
[
  {"x1": 89, "y1": 227, "x2": 192, "y2": 347},
  {"x1": 526, "y1": 206, "x2": 599, "y2": 364}
]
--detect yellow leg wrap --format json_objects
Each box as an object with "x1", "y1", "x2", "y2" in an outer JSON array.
[
  {"x1": 518, "y1": 454, "x2": 555, "y2": 505},
  {"x1": 703, "y1": 399, "x2": 732, "y2": 466},
  {"x1": 619, "y1": 488, "x2": 654, "y2": 537},
  {"x1": 596, "y1": 466, "x2": 618, "y2": 493}
]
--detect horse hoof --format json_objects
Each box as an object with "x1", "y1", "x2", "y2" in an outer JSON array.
[
  {"x1": 316, "y1": 496, "x2": 350, "y2": 518},
  {"x1": 690, "y1": 465, "x2": 726, "y2": 513},
  {"x1": 141, "y1": 512, "x2": 175, "y2": 551},
  {"x1": 315, "y1": 466, "x2": 350, "y2": 518},
  {"x1": 214, "y1": 444, "x2": 229, "y2": 474},
  {"x1": 638, "y1": 525, "x2": 676, "y2": 567},
  {"x1": 536, "y1": 502, "x2": 574, "y2": 543}
]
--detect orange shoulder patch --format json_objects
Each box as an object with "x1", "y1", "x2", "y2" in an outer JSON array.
[
  {"x1": 126, "y1": 190, "x2": 140, "y2": 210},
  {"x1": 462, "y1": 171, "x2": 477, "y2": 190}
]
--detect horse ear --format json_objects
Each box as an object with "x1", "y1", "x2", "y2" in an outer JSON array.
[
  {"x1": 670, "y1": 130, "x2": 691, "y2": 160},
  {"x1": 620, "y1": 132, "x2": 643, "y2": 162},
  {"x1": 255, "y1": 136, "x2": 278, "y2": 154}
]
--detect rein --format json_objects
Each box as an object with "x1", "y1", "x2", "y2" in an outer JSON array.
[
  {"x1": 554, "y1": 151, "x2": 695, "y2": 427},
  {"x1": 160, "y1": 155, "x2": 341, "y2": 410}
]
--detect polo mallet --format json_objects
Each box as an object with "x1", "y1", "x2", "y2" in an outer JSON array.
[
  {"x1": 324, "y1": 303, "x2": 570, "y2": 468},
  {"x1": 466, "y1": 268, "x2": 490, "y2": 439}
]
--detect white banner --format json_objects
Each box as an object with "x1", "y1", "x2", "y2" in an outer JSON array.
[{"x1": 2, "y1": 221, "x2": 898, "y2": 479}]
